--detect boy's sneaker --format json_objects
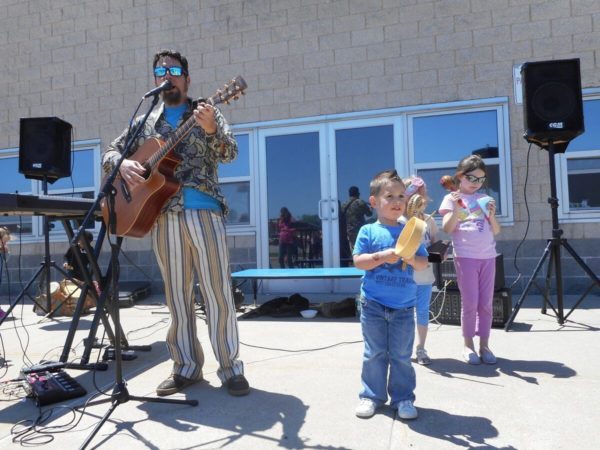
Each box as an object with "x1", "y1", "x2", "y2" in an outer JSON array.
[
  {"x1": 397, "y1": 400, "x2": 418, "y2": 420},
  {"x1": 355, "y1": 398, "x2": 377, "y2": 418},
  {"x1": 415, "y1": 348, "x2": 431, "y2": 365}
]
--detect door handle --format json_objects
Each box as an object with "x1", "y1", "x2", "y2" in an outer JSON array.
[
  {"x1": 332, "y1": 199, "x2": 339, "y2": 220},
  {"x1": 318, "y1": 199, "x2": 325, "y2": 220},
  {"x1": 318, "y1": 200, "x2": 338, "y2": 220}
]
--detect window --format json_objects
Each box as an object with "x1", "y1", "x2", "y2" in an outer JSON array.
[
  {"x1": 0, "y1": 139, "x2": 101, "y2": 240},
  {"x1": 220, "y1": 133, "x2": 251, "y2": 225},
  {"x1": 408, "y1": 106, "x2": 510, "y2": 220},
  {"x1": 335, "y1": 124, "x2": 395, "y2": 211},
  {"x1": 0, "y1": 154, "x2": 35, "y2": 234},
  {"x1": 556, "y1": 96, "x2": 600, "y2": 222},
  {"x1": 226, "y1": 98, "x2": 511, "y2": 271}
]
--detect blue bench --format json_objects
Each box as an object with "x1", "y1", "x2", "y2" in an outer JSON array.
[{"x1": 231, "y1": 267, "x2": 364, "y2": 304}]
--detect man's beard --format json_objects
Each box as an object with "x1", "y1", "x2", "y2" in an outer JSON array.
[{"x1": 162, "y1": 88, "x2": 183, "y2": 105}]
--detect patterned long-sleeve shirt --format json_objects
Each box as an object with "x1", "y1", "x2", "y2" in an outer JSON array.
[{"x1": 101, "y1": 97, "x2": 238, "y2": 214}]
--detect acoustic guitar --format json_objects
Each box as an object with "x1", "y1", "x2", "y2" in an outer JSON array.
[{"x1": 101, "y1": 76, "x2": 247, "y2": 238}]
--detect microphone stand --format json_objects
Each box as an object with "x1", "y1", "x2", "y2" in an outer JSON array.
[{"x1": 70, "y1": 93, "x2": 197, "y2": 450}]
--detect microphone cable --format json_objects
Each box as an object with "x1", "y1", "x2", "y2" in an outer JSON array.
[{"x1": 508, "y1": 142, "x2": 535, "y2": 291}]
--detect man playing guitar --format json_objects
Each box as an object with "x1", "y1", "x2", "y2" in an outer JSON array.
[{"x1": 101, "y1": 49, "x2": 249, "y2": 397}]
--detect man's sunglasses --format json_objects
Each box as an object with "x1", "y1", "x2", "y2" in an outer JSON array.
[
  {"x1": 153, "y1": 66, "x2": 185, "y2": 77},
  {"x1": 464, "y1": 174, "x2": 486, "y2": 184}
]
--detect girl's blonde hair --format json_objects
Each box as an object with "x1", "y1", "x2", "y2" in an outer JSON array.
[{"x1": 403, "y1": 176, "x2": 428, "y2": 219}]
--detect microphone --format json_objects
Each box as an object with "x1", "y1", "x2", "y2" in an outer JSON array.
[{"x1": 143, "y1": 80, "x2": 173, "y2": 98}]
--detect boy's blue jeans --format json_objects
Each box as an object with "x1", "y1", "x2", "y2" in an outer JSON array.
[{"x1": 359, "y1": 297, "x2": 416, "y2": 407}]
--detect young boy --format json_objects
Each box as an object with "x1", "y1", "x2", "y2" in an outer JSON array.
[{"x1": 353, "y1": 169, "x2": 429, "y2": 420}]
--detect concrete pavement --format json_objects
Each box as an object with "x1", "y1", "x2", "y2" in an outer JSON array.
[{"x1": 0, "y1": 291, "x2": 598, "y2": 449}]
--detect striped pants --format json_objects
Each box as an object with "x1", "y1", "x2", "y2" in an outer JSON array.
[{"x1": 152, "y1": 209, "x2": 244, "y2": 382}]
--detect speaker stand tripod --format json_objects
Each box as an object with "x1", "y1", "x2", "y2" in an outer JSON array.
[
  {"x1": 0, "y1": 178, "x2": 78, "y2": 326},
  {"x1": 504, "y1": 141, "x2": 600, "y2": 330}
]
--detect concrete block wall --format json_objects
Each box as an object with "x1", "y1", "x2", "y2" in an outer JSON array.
[{"x1": 1, "y1": 0, "x2": 599, "y2": 295}]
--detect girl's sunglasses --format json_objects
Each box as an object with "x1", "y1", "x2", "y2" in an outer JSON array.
[{"x1": 464, "y1": 174, "x2": 486, "y2": 184}]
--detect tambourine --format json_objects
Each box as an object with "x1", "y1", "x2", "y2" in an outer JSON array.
[{"x1": 394, "y1": 217, "x2": 425, "y2": 268}]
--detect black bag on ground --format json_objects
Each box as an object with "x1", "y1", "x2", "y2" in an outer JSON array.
[
  {"x1": 319, "y1": 297, "x2": 356, "y2": 318},
  {"x1": 240, "y1": 293, "x2": 310, "y2": 318}
]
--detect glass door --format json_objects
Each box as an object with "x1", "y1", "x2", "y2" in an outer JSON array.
[
  {"x1": 258, "y1": 120, "x2": 399, "y2": 295},
  {"x1": 329, "y1": 121, "x2": 398, "y2": 291},
  {"x1": 332, "y1": 122, "x2": 397, "y2": 264},
  {"x1": 260, "y1": 126, "x2": 330, "y2": 293}
]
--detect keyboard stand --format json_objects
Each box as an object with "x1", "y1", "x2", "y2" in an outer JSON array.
[{"x1": 59, "y1": 222, "x2": 151, "y2": 371}]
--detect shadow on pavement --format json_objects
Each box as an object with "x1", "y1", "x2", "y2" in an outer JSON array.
[
  {"x1": 423, "y1": 357, "x2": 576, "y2": 385},
  {"x1": 407, "y1": 407, "x2": 517, "y2": 449}
]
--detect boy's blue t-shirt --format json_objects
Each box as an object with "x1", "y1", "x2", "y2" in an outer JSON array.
[{"x1": 353, "y1": 222, "x2": 428, "y2": 309}]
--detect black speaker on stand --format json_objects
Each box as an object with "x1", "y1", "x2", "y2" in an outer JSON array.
[
  {"x1": 0, "y1": 117, "x2": 74, "y2": 324},
  {"x1": 19, "y1": 117, "x2": 72, "y2": 183},
  {"x1": 505, "y1": 59, "x2": 600, "y2": 330},
  {"x1": 521, "y1": 58, "x2": 584, "y2": 148}
]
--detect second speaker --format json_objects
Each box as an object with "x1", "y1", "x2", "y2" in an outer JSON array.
[
  {"x1": 19, "y1": 117, "x2": 72, "y2": 183},
  {"x1": 521, "y1": 58, "x2": 584, "y2": 148}
]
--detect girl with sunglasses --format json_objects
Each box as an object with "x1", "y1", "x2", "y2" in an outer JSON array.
[{"x1": 439, "y1": 155, "x2": 501, "y2": 365}]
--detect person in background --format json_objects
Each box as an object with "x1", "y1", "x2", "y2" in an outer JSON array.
[
  {"x1": 353, "y1": 169, "x2": 428, "y2": 421},
  {"x1": 342, "y1": 186, "x2": 372, "y2": 251},
  {"x1": 277, "y1": 207, "x2": 296, "y2": 268},
  {"x1": 0, "y1": 227, "x2": 12, "y2": 320},
  {"x1": 403, "y1": 176, "x2": 438, "y2": 365},
  {"x1": 438, "y1": 154, "x2": 501, "y2": 365},
  {"x1": 102, "y1": 49, "x2": 249, "y2": 397}
]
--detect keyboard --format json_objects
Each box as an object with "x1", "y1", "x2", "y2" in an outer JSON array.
[{"x1": 0, "y1": 193, "x2": 99, "y2": 217}]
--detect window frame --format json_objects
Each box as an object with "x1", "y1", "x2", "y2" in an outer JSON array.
[
  {"x1": 219, "y1": 131, "x2": 255, "y2": 231},
  {"x1": 556, "y1": 90, "x2": 600, "y2": 223},
  {"x1": 406, "y1": 102, "x2": 513, "y2": 223},
  {"x1": 229, "y1": 97, "x2": 513, "y2": 250}
]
